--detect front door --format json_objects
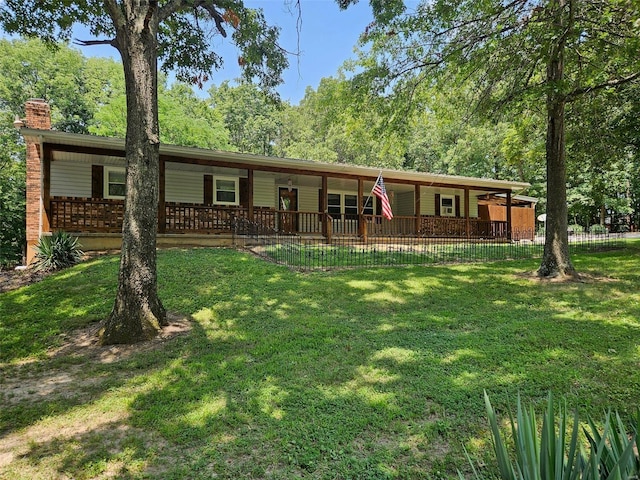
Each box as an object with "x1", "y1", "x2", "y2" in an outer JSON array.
[{"x1": 278, "y1": 187, "x2": 298, "y2": 233}]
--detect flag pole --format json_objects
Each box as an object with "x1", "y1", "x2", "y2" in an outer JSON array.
[{"x1": 361, "y1": 171, "x2": 382, "y2": 215}]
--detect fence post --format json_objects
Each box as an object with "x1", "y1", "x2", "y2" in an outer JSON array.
[{"x1": 326, "y1": 215, "x2": 333, "y2": 244}]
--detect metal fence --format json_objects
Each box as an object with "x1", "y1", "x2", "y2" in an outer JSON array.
[{"x1": 240, "y1": 231, "x2": 624, "y2": 271}]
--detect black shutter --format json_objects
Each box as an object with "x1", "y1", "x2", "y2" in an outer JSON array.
[
  {"x1": 91, "y1": 165, "x2": 104, "y2": 198},
  {"x1": 435, "y1": 194, "x2": 441, "y2": 216},
  {"x1": 204, "y1": 175, "x2": 213, "y2": 204},
  {"x1": 239, "y1": 178, "x2": 249, "y2": 207}
]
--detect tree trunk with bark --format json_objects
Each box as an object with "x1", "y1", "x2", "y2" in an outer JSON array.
[
  {"x1": 100, "y1": 3, "x2": 167, "y2": 344},
  {"x1": 538, "y1": 0, "x2": 577, "y2": 279}
]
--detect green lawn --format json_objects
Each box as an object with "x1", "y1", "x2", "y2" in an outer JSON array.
[{"x1": 1, "y1": 241, "x2": 639, "y2": 479}]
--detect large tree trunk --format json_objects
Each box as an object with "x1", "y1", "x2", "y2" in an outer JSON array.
[
  {"x1": 101, "y1": 3, "x2": 167, "y2": 344},
  {"x1": 538, "y1": 0, "x2": 577, "y2": 279}
]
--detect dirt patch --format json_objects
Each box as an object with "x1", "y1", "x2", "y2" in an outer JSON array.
[
  {"x1": 0, "y1": 267, "x2": 52, "y2": 293},
  {"x1": 516, "y1": 270, "x2": 618, "y2": 284},
  {"x1": 2, "y1": 258, "x2": 193, "y2": 405},
  {"x1": 50, "y1": 312, "x2": 193, "y2": 363},
  {"x1": 0, "y1": 309, "x2": 191, "y2": 474},
  {"x1": 2, "y1": 313, "x2": 192, "y2": 406}
]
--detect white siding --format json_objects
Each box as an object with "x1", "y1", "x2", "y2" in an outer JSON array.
[
  {"x1": 420, "y1": 188, "x2": 436, "y2": 215},
  {"x1": 419, "y1": 187, "x2": 479, "y2": 217},
  {"x1": 297, "y1": 186, "x2": 318, "y2": 212},
  {"x1": 469, "y1": 194, "x2": 478, "y2": 218},
  {"x1": 51, "y1": 160, "x2": 92, "y2": 197},
  {"x1": 254, "y1": 176, "x2": 275, "y2": 207},
  {"x1": 165, "y1": 170, "x2": 203, "y2": 204}
]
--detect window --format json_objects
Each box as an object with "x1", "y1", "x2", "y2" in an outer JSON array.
[
  {"x1": 104, "y1": 167, "x2": 126, "y2": 199},
  {"x1": 361, "y1": 196, "x2": 374, "y2": 216},
  {"x1": 344, "y1": 194, "x2": 358, "y2": 219},
  {"x1": 215, "y1": 178, "x2": 239, "y2": 205},
  {"x1": 327, "y1": 193, "x2": 342, "y2": 216},
  {"x1": 327, "y1": 193, "x2": 373, "y2": 217},
  {"x1": 440, "y1": 195, "x2": 455, "y2": 217}
]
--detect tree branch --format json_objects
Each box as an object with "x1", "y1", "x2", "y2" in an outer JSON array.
[
  {"x1": 567, "y1": 71, "x2": 640, "y2": 101},
  {"x1": 158, "y1": 0, "x2": 188, "y2": 23},
  {"x1": 103, "y1": 0, "x2": 126, "y2": 31},
  {"x1": 73, "y1": 38, "x2": 117, "y2": 47},
  {"x1": 434, "y1": 0, "x2": 526, "y2": 39},
  {"x1": 159, "y1": 1, "x2": 227, "y2": 37},
  {"x1": 194, "y1": 1, "x2": 227, "y2": 37}
]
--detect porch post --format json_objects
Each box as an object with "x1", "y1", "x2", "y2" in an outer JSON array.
[
  {"x1": 464, "y1": 187, "x2": 470, "y2": 240},
  {"x1": 321, "y1": 175, "x2": 328, "y2": 237},
  {"x1": 415, "y1": 184, "x2": 421, "y2": 235},
  {"x1": 506, "y1": 190, "x2": 512, "y2": 241},
  {"x1": 158, "y1": 156, "x2": 166, "y2": 233},
  {"x1": 358, "y1": 177, "x2": 364, "y2": 237},
  {"x1": 247, "y1": 168, "x2": 254, "y2": 222}
]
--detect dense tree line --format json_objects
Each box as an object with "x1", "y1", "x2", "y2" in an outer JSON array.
[{"x1": 2, "y1": 28, "x2": 638, "y2": 269}]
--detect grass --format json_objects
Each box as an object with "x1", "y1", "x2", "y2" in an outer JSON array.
[{"x1": 1, "y1": 240, "x2": 640, "y2": 479}]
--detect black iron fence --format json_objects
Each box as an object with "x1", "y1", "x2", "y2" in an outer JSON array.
[{"x1": 238, "y1": 228, "x2": 624, "y2": 271}]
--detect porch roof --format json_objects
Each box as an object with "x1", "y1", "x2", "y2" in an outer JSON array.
[{"x1": 21, "y1": 127, "x2": 530, "y2": 193}]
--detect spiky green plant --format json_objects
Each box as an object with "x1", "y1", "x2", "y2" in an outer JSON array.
[
  {"x1": 32, "y1": 231, "x2": 83, "y2": 272},
  {"x1": 468, "y1": 392, "x2": 640, "y2": 480},
  {"x1": 581, "y1": 410, "x2": 640, "y2": 480}
]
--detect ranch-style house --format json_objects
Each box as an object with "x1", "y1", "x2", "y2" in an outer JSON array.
[{"x1": 18, "y1": 99, "x2": 535, "y2": 263}]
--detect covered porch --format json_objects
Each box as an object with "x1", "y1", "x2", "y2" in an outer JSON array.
[{"x1": 25, "y1": 127, "x2": 532, "y2": 259}]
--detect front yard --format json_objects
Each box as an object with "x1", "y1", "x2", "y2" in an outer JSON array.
[{"x1": 1, "y1": 241, "x2": 639, "y2": 479}]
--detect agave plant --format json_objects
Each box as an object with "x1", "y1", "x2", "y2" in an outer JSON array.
[
  {"x1": 464, "y1": 392, "x2": 640, "y2": 480},
  {"x1": 33, "y1": 231, "x2": 83, "y2": 272}
]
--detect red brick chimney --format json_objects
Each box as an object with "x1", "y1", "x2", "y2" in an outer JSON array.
[
  {"x1": 24, "y1": 99, "x2": 51, "y2": 130},
  {"x1": 24, "y1": 99, "x2": 52, "y2": 264}
]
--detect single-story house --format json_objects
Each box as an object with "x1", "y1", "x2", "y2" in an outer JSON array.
[{"x1": 18, "y1": 99, "x2": 534, "y2": 263}]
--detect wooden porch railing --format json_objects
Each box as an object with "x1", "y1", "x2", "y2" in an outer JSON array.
[
  {"x1": 276, "y1": 210, "x2": 324, "y2": 235},
  {"x1": 419, "y1": 216, "x2": 508, "y2": 239},
  {"x1": 50, "y1": 196, "x2": 125, "y2": 232},
  {"x1": 361, "y1": 215, "x2": 509, "y2": 239},
  {"x1": 49, "y1": 197, "x2": 509, "y2": 240},
  {"x1": 164, "y1": 203, "x2": 250, "y2": 233},
  {"x1": 363, "y1": 215, "x2": 417, "y2": 236}
]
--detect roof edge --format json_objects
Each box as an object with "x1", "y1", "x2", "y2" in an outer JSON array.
[{"x1": 20, "y1": 128, "x2": 531, "y2": 191}]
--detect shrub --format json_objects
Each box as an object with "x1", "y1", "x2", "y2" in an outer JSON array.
[
  {"x1": 567, "y1": 224, "x2": 584, "y2": 235},
  {"x1": 33, "y1": 231, "x2": 83, "y2": 272},
  {"x1": 589, "y1": 224, "x2": 608, "y2": 235},
  {"x1": 464, "y1": 392, "x2": 640, "y2": 480}
]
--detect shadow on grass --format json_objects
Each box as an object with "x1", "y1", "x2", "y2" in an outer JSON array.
[
  {"x1": 126, "y1": 248, "x2": 640, "y2": 477},
  {"x1": 0, "y1": 255, "x2": 120, "y2": 363},
  {"x1": 2, "y1": 246, "x2": 640, "y2": 478}
]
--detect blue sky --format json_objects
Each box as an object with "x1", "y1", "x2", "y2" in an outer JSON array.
[{"x1": 71, "y1": 1, "x2": 391, "y2": 105}]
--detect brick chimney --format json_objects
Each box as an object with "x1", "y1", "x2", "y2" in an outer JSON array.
[
  {"x1": 24, "y1": 99, "x2": 51, "y2": 130},
  {"x1": 24, "y1": 99, "x2": 52, "y2": 264}
]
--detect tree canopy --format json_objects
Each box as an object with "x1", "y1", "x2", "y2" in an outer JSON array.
[
  {"x1": 2, "y1": 1, "x2": 640, "y2": 286},
  {"x1": 350, "y1": 0, "x2": 640, "y2": 277}
]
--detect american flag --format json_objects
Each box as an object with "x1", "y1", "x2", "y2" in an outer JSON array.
[{"x1": 372, "y1": 173, "x2": 393, "y2": 220}]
